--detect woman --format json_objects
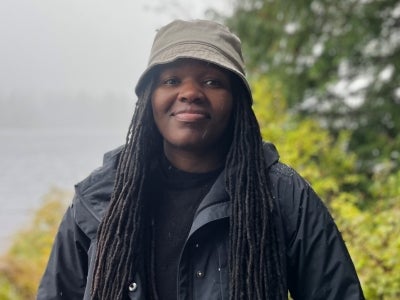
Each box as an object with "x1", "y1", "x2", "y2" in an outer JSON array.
[{"x1": 38, "y1": 19, "x2": 365, "y2": 300}]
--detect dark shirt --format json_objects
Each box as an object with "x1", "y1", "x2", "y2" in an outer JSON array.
[{"x1": 151, "y1": 156, "x2": 221, "y2": 300}]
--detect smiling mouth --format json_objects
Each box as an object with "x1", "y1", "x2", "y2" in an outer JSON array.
[{"x1": 172, "y1": 111, "x2": 210, "y2": 122}]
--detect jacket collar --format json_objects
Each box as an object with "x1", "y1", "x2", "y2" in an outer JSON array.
[
  {"x1": 188, "y1": 142, "x2": 279, "y2": 238},
  {"x1": 73, "y1": 142, "x2": 279, "y2": 240},
  {"x1": 262, "y1": 141, "x2": 280, "y2": 168}
]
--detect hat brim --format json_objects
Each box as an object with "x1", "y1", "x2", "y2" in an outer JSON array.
[{"x1": 135, "y1": 43, "x2": 252, "y2": 101}]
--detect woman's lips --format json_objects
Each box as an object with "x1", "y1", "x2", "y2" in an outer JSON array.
[{"x1": 172, "y1": 110, "x2": 210, "y2": 122}]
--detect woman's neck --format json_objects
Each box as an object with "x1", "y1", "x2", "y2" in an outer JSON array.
[{"x1": 163, "y1": 143, "x2": 226, "y2": 173}]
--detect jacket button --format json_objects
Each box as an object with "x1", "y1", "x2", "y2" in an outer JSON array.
[
  {"x1": 196, "y1": 271, "x2": 204, "y2": 278},
  {"x1": 128, "y1": 282, "x2": 137, "y2": 292}
]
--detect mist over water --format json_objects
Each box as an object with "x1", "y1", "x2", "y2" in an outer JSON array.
[{"x1": 0, "y1": 127, "x2": 127, "y2": 252}]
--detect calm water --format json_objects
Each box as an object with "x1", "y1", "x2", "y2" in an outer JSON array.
[{"x1": 0, "y1": 128, "x2": 126, "y2": 252}]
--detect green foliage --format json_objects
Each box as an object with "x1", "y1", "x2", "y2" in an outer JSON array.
[
  {"x1": 332, "y1": 173, "x2": 400, "y2": 299},
  {"x1": 223, "y1": 0, "x2": 400, "y2": 172},
  {"x1": 251, "y1": 76, "x2": 400, "y2": 299},
  {"x1": 252, "y1": 77, "x2": 363, "y2": 204},
  {"x1": 0, "y1": 187, "x2": 70, "y2": 300},
  {"x1": 0, "y1": 277, "x2": 22, "y2": 300},
  {"x1": 221, "y1": 2, "x2": 400, "y2": 293}
]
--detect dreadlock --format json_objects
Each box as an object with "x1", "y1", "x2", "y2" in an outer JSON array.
[
  {"x1": 226, "y1": 78, "x2": 287, "y2": 299},
  {"x1": 91, "y1": 73, "x2": 287, "y2": 299},
  {"x1": 91, "y1": 76, "x2": 161, "y2": 300}
]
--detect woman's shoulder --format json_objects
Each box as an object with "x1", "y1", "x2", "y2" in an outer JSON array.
[
  {"x1": 263, "y1": 142, "x2": 325, "y2": 242},
  {"x1": 71, "y1": 145, "x2": 123, "y2": 240},
  {"x1": 263, "y1": 141, "x2": 309, "y2": 190},
  {"x1": 76, "y1": 145, "x2": 123, "y2": 195}
]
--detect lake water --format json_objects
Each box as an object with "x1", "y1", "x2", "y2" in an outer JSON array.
[{"x1": 0, "y1": 128, "x2": 126, "y2": 252}]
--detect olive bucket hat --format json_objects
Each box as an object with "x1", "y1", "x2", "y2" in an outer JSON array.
[{"x1": 135, "y1": 19, "x2": 252, "y2": 102}]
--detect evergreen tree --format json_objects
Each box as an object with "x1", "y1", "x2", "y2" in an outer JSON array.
[{"x1": 221, "y1": 0, "x2": 400, "y2": 172}]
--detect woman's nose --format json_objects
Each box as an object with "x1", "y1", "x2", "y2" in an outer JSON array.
[{"x1": 178, "y1": 80, "x2": 205, "y2": 103}]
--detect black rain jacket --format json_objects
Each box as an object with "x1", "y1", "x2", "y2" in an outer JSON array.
[{"x1": 37, "y1": 143, "x2": 365, "y2": 300}]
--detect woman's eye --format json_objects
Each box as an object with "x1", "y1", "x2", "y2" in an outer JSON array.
[
  {"x1": 163, "y1": 78, "x2": 179, "y2": 85},
  {"x1": 204, "y1": 79, "x2": 222, "y2": 87}
]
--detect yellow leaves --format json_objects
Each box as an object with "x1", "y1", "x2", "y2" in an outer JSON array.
[
  {"x1": 0, "y1": 277, "x2": 22, "y2": 300},
  {"x1": 0, "y1": 187, "x2": 70, "y2": 300},
  {"x1": 251, "y1": 77, "x2": 360, "y2": 203},
  {"x1": 252, "y1": 75, "x2": 400, "y2": 299},
  {"x1": 335, "y1": 201, "x2": 400, "y2": 299}
]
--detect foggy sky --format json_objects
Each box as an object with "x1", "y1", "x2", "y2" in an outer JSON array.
[
  {"x1": 0, "y1": 0, "x2": 228, "y2": 129},
  {"x1": 0, "y1": 0, "x2": 225, "y2": 97}
]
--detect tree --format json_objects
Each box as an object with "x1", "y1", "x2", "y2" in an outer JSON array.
[
  {"x1": 252, "y1": 77, "x2": 364, "y2": 205},
  {"x1": 251, "y1": 76, "x2": 400, "y2": 299},
  {"x1": 221, "y1": 0, "x2": 400, "y2": 172}
]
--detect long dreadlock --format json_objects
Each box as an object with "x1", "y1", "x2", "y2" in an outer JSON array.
[
  {"x1": 91, "y1": 76, "x2": 160, "y2": 299},
  {"x1": 91, "y1": 74, "x2": 287, "y2": 299},
  {"x1": 226, "y1": 78, "x2": 286, "y2": 299}
]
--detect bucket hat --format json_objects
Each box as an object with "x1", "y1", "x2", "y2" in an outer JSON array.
[{"x1": 135, "y1": 19, "x2": 252, "y2": 102}]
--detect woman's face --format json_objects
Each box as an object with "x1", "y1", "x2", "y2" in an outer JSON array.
[{"x1": 151, "y1": 59, "x2": 233, "y2": 155}]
